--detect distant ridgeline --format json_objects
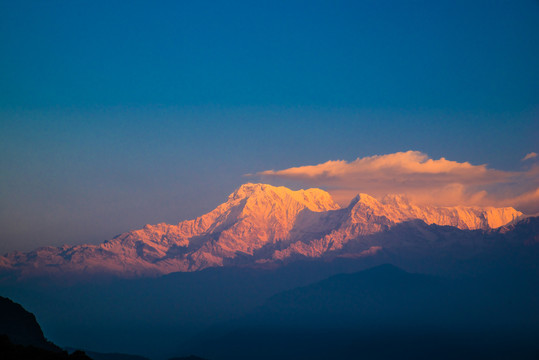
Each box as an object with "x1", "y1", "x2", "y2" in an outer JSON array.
[{"x1": 0, "y1": 183, "x2": 531, "y2": 279}]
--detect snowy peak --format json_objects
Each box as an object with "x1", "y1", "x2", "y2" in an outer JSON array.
[
  {"x1": 195, "y1": 184, "x2": 340, "y2": 257},
  {"x1": 229, "y1": 183, "x2": 339, "y2": 212}
]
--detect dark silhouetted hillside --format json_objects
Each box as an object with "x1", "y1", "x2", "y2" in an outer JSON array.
[
  {"x1": 0, "y1": 296, "x2": 92, "y2": 360},
  {"x1": 0, "y1": 295, "x2": 61, "y2": 352},
  {"x1": 0, "y1": 335, "x2": 91, "y2": 360}
]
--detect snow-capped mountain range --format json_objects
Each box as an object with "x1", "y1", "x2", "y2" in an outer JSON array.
[{"x1": 0, "y1": 183, "x2": 526, "y2": 278}]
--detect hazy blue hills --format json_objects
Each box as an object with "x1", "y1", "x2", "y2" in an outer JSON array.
[
  {"x1": 2, "y1": 259, "x2": 538, "y2": 359},
  {"x1": 188, "y1": 264, "x2": 539, "y2": 360}
]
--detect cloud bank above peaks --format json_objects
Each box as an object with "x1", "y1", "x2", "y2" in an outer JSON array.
[{"x1": 256, "y1": 151, "x2": 539, "y2": 214}]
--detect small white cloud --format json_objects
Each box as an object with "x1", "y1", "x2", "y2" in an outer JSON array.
[{"x1": 522, "y1": 152, "x2": 538, "y2": 161}]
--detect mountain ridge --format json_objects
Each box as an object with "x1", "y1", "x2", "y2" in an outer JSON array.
[{"x1": 0, "y1": 183, "x2": 524, "y2": 279}]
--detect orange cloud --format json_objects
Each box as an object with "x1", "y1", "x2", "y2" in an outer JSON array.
[{"x1": 256, "y1": 151, "x2": 539, "y2": 214}]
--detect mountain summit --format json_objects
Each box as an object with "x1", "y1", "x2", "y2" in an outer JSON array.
[{"x1": 0, "y1": 183, "x2": 523, "y2": 278}]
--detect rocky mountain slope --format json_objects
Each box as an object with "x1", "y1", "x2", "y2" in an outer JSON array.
[{"x1": 0, "y1": 183, "x2": 524, "y2": 278}]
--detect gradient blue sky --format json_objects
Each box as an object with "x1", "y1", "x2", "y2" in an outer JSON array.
[{"x1": 1, "y1": 0, "x2": 538, "y2": 252}]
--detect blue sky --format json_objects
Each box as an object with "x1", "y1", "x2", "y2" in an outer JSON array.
[{"x1": 1, "y1": 1, "x2": 538, "y2": 252}]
